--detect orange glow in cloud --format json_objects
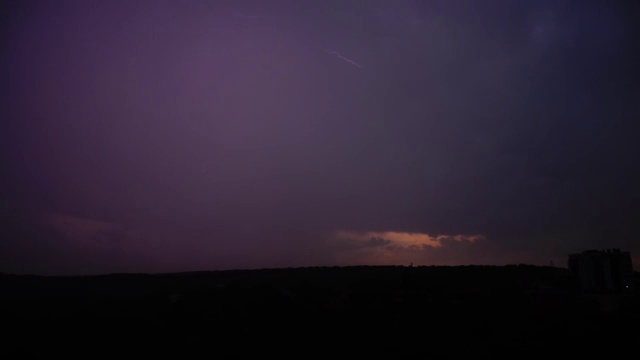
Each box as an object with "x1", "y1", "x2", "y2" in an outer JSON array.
[
  {"x1": 332, "y1": 230, "x2": 485, "y2": 266},
  {"x1": 335, "y1": 230, "x2": 483, "y2": 249}
]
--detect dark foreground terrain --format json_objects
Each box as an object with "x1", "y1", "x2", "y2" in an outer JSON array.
[{"x1": 2, "y1": 265, "x2": 639, "y2": 358}]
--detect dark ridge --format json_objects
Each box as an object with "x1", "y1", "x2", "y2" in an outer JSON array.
[{"x1": 2, "y1": 265, "x2": 639, "y2": 358}]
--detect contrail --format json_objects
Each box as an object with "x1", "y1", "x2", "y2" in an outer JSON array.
[{"x1": 324, "y1": 49, "x2": 363, "y2": 68}]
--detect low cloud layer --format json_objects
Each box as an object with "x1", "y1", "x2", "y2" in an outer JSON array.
[
  {"x1": 335, "y1": 230, "x2": 484, "y2": 249},
  {"x1": 331, "y1": 230, "x2": 485, "y2": 266},
  {"x1": 42, "y1": 213, "x2": 124, "y2": 249}
]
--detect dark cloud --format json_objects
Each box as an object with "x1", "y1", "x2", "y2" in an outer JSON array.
[
  {"x1": 367, "y1": 237, "x2": 392, "y2": 248},
  {"x1": 2, "y1": 0, "x2": 639, "y2": 274}
]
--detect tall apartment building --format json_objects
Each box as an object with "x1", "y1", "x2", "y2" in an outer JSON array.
[{"x1": 568, "y1": 249, "x2": 633, "y2": 293}]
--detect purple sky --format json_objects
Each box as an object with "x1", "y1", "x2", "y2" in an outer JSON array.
[{"x1": 2, "y1": 0, "x2": 640, "y2": 275}]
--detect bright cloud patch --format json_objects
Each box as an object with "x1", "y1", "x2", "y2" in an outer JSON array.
[
  {"x1": 331, "y1": 230, "x2": 485, "y2": 266},
  {"x1": 335, "y1": 230, "x2": 484, "y2": 249}
]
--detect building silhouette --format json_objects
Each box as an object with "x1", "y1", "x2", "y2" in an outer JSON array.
[{"x1": 568, "y1": 249, "x2": 633, "y2": 293}]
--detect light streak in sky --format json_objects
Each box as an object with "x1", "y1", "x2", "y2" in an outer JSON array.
[
  {"x1": 324, "y1": 49, "x2": 363, "y2": 68},
  {"x1": 231, "y1": 8, "x2": 364, "y2": 70}
]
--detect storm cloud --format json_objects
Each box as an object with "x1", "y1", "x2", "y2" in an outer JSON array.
[{"x1": 2, "y1": 0, "x2": 639, "y2": 274}]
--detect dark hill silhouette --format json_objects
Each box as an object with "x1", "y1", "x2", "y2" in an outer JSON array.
[{"x1": 2, "y1": 265, "x2": 639, "y2": 358}]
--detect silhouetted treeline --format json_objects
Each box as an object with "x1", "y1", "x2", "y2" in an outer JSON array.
[{"x1": 1, "y1": 265, "x2": 639, "y2": 358}]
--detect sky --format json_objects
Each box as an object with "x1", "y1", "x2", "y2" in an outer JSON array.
[{"x1": 2, "y1": 0, "x2": 640, "y2": 275}]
